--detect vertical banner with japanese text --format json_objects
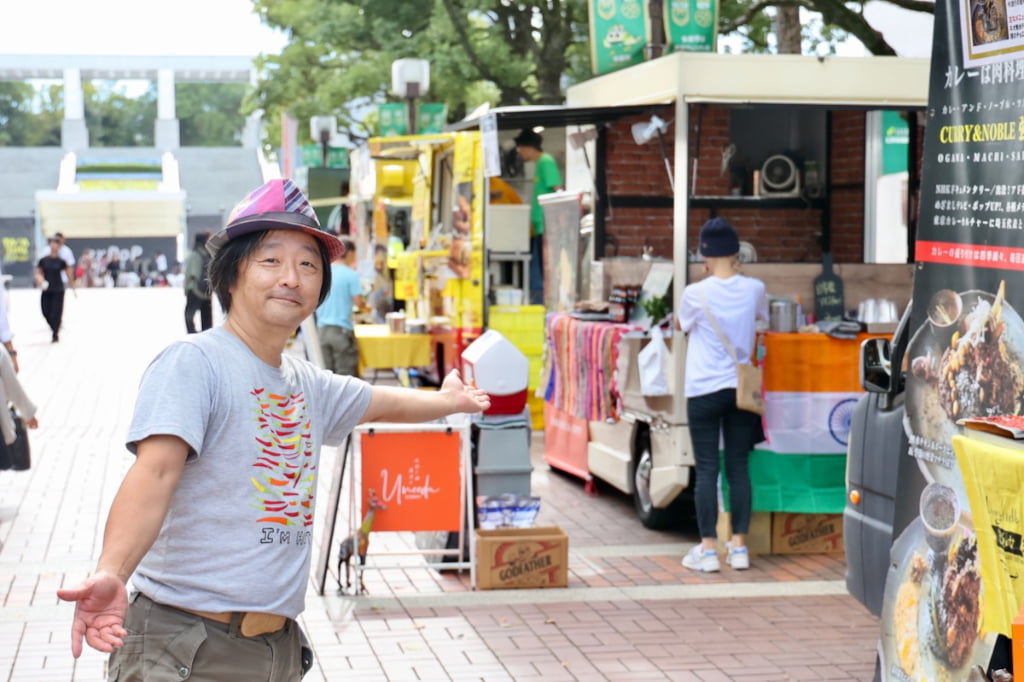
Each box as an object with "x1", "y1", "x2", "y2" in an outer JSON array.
[
  {"x1": 664, "y1": 0, "x2": 718, "y2": 53},
  {"x1": 588, "y1": 0, "x2": 649, "y2": 75},
  {"x1": 416, "y1": 103, "x2": 448, "y2": 134},
  {"x1": 379, "y1": 103, "x2": 409, "y2": 137},
  {"x1": 876, "y1": 0, "x2": 1020, "y2": 676}
]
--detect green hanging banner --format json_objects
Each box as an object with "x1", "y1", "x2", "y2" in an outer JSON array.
[
  {"x1": 300, "y1": 145, "x2": 350, "y2": 169},
  {"x1": 416, "y1": 103, "x2": 448, "y2": 134},
  {"x1": 379, "y1": 103, "x2": 409, "y2": 137},
  {"x1": 664, "y1": 0, "x2": 718, "y2": 53},
  {"x1": 588, "y1": 0, "x2": 650, "y2": 75}
]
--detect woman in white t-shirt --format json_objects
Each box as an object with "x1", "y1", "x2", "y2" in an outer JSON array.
[{"x1": 676, "y1": 218, "x2": 768, "y2": 573}]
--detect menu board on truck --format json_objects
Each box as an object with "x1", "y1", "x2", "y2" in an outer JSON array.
[{"x1": 878, "y1": 0, "x2": 1024, "y2": 677}]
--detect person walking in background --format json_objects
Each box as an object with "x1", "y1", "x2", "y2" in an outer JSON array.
[
  {"x1": 676, "y1": 217, "x2": 768, "y2": 573},
  {"x1": 77, "y1": 249, "x2": 96, "y2": 288},
  {"x1": 154, "y1": 251, "x2": 169, "y2": 285},
  {"x1": 105, "y1": 252, "x2": 121, "y2": 287},
  {"x1": 56, "y1": 178, "x2": 489, "y2": 679},
  {"x1": 0, "y1": 344, "x2": 39, "y2": 448},
  {"x1": 368, "y1": 243, "x2": 393, "y2": 324},
  {"x1": 36, "y1": 236, "x2": 76, "y2": 343},
  {"x1": 317, "y1": 236, "x2": 365, "y2": 377},
  {"x1": 183, "y1": 231, "x2": 213, "y2": 333},
  {"x1": 514, "y1": 127, "x2": 563, "y2": 305},
  {"x1": 0, "y1": 263, "x2": 19, "y2": 373},
  {"x1": 55, "y1": 232, "x2": 76, "y2": 287}
]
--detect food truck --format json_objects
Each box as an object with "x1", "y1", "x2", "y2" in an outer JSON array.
[
  {"x1": 542, "y1": 52, "x2": 930, "y2": 530},
  {"x1": 348, "y1": 106, "x2": 681, "y2": 426}
]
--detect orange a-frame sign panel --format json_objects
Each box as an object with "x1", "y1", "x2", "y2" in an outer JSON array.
[{"x1": 359, "y1": 430, "x2": 463, "y2": 532}]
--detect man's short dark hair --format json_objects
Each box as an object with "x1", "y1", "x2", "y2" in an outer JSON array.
[
  {"x1": 340, "y1": 238, "x2": 356, "y2": 256},
  {"x1": 209, "y1": 230, "x2": 332, "y2": 313},
  {"x1": 194, "y1": 231, "x2": 210, "y2": 249}
]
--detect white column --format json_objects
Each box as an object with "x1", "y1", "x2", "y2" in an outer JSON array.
[
  {"x1": 61, "y1": 68, "x2": 88, "y2": 150},
  {"x1": 63, "y1": 68, "x2": 84, "y2": 119},
  {"x1": 155, "y1": 69, "x2": 180, "y2": 149},
  {"x1": 157, "y1": 69, "x2": 176, "y2": 120}
]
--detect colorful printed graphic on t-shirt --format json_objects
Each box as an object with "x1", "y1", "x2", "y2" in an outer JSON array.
[{"x1": 249, "y1": 388, "x2": 317, "y2": 527}]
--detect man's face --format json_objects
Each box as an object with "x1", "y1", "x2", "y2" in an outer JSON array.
[
  {"x1": 229, "y1": 229, "x2": 324, "y2": 332},
  {"x1": 516, "y1": 144, "x2": 539, "y2": 162}
]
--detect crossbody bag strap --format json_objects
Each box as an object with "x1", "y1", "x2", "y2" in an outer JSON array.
[{"x1": 698, "y1": 282, "x2": 739, "y2": 363}]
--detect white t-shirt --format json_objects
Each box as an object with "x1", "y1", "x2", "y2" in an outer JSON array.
[
  {"x1": 58, "y1": 244, "x2": 75, "y2": 284},
  {"x1": 677, "y1": 274, "x2": 768, "y2": 398},
  {"x1": 126, "y1": 327, "x2": 372, "y2": 618}
]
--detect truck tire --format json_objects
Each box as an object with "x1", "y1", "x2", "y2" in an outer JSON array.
[{"x1": 632, "y1": 431, "x2": 684, "y2": 530}]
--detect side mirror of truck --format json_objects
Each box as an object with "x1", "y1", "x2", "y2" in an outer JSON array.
[{"x1": 860, "y1": 337, "x2": 892, "y2": 393}]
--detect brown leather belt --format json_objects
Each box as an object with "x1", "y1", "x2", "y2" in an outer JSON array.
[{"x1": 176, "y1": 606, "x2": 288, "y2": 637}]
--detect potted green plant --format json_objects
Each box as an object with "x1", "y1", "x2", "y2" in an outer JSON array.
[{"x1": 639, "y1": 293, "x2": 671, "y2": 326}]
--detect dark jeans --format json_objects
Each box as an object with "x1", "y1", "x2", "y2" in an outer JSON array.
[
  {"x1": 185, "y1": 291, "x2": 213, "y2": 333},
  {"x1": 687, "y1": 388, "x2": 762, "y2": 540},
  {"x1": 529, "y1": 234, "x2": 543, "y2": 305},
  {"x1": 40, "y1": 289, "x2": 65, "y2": 335}
]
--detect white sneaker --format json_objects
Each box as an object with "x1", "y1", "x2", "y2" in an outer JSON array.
[
  {"x1": 726, "y1": 543, "x2": 750, "y2": 570},
  {"x1": 682, "y1": 545, "x2": 720, "y2": 572}
]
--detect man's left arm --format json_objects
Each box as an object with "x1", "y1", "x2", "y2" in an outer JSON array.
[{"x1": 360, "y1": 370, "x2": 490, "y2": 424}]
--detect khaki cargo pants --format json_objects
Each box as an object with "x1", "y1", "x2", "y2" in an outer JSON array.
[{"x1": 107, "y1": 593, "x2": 305, "y2": 682}]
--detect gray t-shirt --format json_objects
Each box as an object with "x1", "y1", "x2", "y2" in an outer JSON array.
[{"x1": 126, "y1": 327, "x2": 372, "y2": 618}]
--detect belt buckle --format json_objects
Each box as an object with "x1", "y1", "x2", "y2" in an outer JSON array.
[{"x1": 240, "y1": 612, "x2": 286, "y2": 637}]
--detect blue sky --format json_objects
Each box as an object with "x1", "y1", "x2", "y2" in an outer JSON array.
[{"x1": 0, "y1": 0, "x2": 288, "y2": 57}]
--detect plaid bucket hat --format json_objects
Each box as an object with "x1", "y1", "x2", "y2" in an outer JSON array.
[{"x1": 207, "y1": 178, "x2": 345, "y2": 262}]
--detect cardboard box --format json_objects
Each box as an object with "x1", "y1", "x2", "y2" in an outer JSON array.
[
  {"x1": 715, "y1": 511, "x2": 772, "y2": 555},
  {"x1": 475, "y1": 526, "x2": 569, "y2": 590},
  {"x1": 771, "y1": 513, "x2": 844, "y2": 554}
]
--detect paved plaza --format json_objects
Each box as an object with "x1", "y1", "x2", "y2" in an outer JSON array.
[{"x1": 0, "y1": 286, "x2": 880, "y2": 681}]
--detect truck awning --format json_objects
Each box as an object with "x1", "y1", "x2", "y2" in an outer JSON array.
[{"x1": 445, "y1": 103, "x2": 674, "y2": 132}]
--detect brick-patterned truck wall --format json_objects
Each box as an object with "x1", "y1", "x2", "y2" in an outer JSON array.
[{"x1": 598, "y1": 106, "x2": 902, "y2": 264}]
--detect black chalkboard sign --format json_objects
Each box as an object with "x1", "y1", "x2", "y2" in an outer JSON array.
[{"x1": 813, "y1": 253, "x2": 844, "y2": 322}]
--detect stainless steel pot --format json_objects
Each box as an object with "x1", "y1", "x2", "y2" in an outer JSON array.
[{"x1": 769, "y1": 299, "x2": 798, "y2": 333}]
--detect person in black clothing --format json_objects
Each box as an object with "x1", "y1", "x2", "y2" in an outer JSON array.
[
  {"x1": 183, "y1": 231, "x2": 213, "y2": 333},
  {"x1": 35, "y1": 237, "x2": 76, "y2": 342}
]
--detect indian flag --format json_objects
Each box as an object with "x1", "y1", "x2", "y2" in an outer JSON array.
[{"x1": 747, "y1": 333, "x2": 880, "y2": 513}]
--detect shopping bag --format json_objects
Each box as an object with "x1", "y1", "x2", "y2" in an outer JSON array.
[
  {"x1": 3, "y1": 407, "x2": 30, "y2": 471},
  {"x1": 637, "y1": 327, "x2": 671, "y2": 396},
  {"x1": 736, "y1": 362, "x2": 765, "y2": 415}
]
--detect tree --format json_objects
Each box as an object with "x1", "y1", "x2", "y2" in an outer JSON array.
[
  {"x1": 248, "y1": 0, "x2": 933, "y2": 151},
  {"x1": 177, "y1": 83, "x2": 248, "y2": 146},
  {"x1": 0, "y1": 81, "x2": 62, "y2": 147},
  {"x1": 84, "y1": 81, "x2": 157, "y2": 147},
  {"x1": 246, "y1": 0, "x2": 591, "y2": 149}
]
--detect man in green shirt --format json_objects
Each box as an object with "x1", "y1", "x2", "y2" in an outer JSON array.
[{"x1": 514, "y1": 127, "x2": 563, "y2": 305}]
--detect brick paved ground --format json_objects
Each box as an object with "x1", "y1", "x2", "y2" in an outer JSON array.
[{"x1": 0, "y1": 287, "x2": 880, "y2": 681}]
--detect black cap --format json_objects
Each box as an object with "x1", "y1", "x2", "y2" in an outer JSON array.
[
  {"x1": 698, "y1": 217, "x2": 740, "y2": 258},
  {"x1": 513, "y1": 128, "x2": 543, "y2": 149}
]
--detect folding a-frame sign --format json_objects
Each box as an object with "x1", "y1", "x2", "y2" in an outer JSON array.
[{"x1": 339, "y1": 421, "x2": 474, "y2": 592}]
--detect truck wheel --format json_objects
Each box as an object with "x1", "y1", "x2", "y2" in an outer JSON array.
[{"x1": 633, "y1": 435, "x2": 680, "y2": 530}]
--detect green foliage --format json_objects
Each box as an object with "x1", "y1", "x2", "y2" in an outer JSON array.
[
  {"x1": 84, "y1": 80, "x2": 157, "y2": 147},
  {"x1": 640, "y1": 293, "x2": 671, "y2": 324},
  {"x1": 176, "y1": 83, "x2": 248, "y2": 146},
  {"x1": 247, "y1": 0, "x2": 590, "y2": 151},
  {"x1": 0, "y1": 81, "x2": 62, "y2": 146}
]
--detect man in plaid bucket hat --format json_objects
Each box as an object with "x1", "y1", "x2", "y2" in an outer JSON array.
[{"x1": 58, "y1": 179, "x2": 490, "y2": 680}]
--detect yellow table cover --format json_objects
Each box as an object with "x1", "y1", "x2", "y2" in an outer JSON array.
[{"x1": 355, "y1": 324, "x2": 431, "y2": 371}]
